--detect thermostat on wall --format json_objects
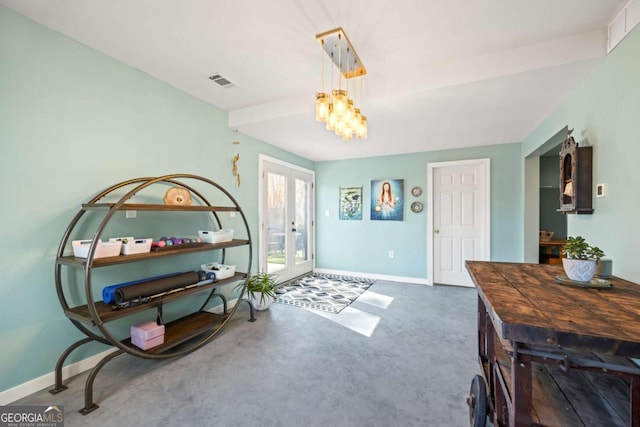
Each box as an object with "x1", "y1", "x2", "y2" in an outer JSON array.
[{"x1": 596, "y1": 183, "x2": 606, "y2": 197}]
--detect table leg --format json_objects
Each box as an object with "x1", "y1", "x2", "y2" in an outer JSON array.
[
  {"x1": 631, "y1": 376, "x2": 640, "y2": 427},
  {"x1": 485, "y1": 315, "x2": 507, "y2": 425},
  {"x1": 510, "y1": 346, "x2": 532, "y2": 427},
  {"x1": 478, "y1": 296, "x2": 487, "y2": 363},
  {"x1": 491, "y1": 341, "x2": 509, "y2": 426}
]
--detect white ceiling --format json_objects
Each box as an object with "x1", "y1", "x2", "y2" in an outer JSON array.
[{"x1": 1, "y1": 0, "x2": 625, "y2": 161}]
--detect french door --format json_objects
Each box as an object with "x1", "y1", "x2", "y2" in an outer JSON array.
[{"x1": 259, "y1": 156, "x2": 314, "y2": 282}]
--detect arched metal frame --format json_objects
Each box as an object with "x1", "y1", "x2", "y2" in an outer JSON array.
[{"x1": 51, "y1": 174, "x2": 252, "y2": 413}]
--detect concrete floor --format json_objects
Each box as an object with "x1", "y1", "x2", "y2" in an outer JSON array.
[{"x1": 13, "y1": 280, "x2": 480, "y2": 426}]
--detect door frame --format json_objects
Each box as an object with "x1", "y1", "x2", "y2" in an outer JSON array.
[
  {"x1": 426, "y1": 158, "x2": 491, "y2": 286},
  {"x1": 258, "y1": 154, "x2": 315, "y2": 277}
]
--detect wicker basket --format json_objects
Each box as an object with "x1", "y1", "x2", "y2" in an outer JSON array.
[{"x1": 539, "y1": 230, "x2": 554, "y2": 241}]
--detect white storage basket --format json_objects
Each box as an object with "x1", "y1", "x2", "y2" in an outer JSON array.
[
  {"x1": 72, "y1": 239, "x2": 122, "y2": 259},
  {"x1": 110, "y1": 237, "x2": 153, "y2": 255},
  {"x1": 198, "y1": 229, "x2": 234, "y2": 243},
  {"x1": 201, "y1": 262, "x2": 236, "y2": 280}
]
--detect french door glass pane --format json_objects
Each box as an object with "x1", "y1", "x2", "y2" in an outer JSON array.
[
  {"x1": 294, "y1": 178, "x2": 310, "y2": 265},
  {"x1": 267, "y1": 172, "x2": 287, "y2": 274}
]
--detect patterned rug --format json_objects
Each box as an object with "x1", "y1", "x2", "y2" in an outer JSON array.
[{"x1": 274, "y1": 273, "x2": 376, "y2": 313}]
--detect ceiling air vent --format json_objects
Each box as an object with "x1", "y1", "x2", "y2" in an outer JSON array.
[
  {"x1": 208, "y1": 73, "x2": 236, "y2": 88},
  {"x1": 608, "y1": 0, "x2": 639, "y2": 53}
]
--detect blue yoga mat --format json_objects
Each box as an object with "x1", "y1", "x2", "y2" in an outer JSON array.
[{"x1": 102, "y1": 273, "x2": 181, "y2": 303}]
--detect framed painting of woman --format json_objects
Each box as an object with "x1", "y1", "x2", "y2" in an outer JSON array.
[{"x1": 370, "y1": 179, "x2": 404, "y2": 221}]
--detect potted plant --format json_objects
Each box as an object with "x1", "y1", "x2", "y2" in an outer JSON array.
[
  {"x1": 561, "y1": 236, "x2": 605, "y2": 282},
  {"x1": 238, "y1": 272, "x2": 278, "y2": 311}
]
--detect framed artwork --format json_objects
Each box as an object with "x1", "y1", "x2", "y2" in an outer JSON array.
[
  {"x1": 339, "y1": 187, "x2": 363, "y2": 220},
  {"x1": 371, "y1": 179, "x2": 404, "y2": 221}
]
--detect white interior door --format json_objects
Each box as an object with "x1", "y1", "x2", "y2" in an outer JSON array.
[
  {"x1": 260, "y1": 156, "x2": 314, "y2": 282},
  {"x1": 428, "y1": 159, "x2": 490, "y2": 287}
]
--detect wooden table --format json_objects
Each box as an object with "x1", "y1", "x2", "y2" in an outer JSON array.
[{"x1": 465, "y1": 261, "x2": 640, "y2": 427}]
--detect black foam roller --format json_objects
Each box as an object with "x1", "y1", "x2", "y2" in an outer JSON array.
[{"x1": 114, "y1": 271, "x2": 199, "y2": 304}]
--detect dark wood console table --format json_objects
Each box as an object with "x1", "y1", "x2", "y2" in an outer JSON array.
[
  {"x1": 465, "y1": 261, "x2": 640, "y2": 427},
  {"x1": 539, "y1": 239, "x2": 566, "y2": 265}
]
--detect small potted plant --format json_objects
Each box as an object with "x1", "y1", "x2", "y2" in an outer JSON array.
[
  {"x1": 561, "y1": 236, "x2": 605, "y2": 282},
  {"x1": 237, "y1": 272, "x2": 278, "y2": 311}
]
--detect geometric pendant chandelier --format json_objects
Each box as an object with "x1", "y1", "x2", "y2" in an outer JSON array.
[{"x1": 315, "y1": 27, "x2": 367, "y2": 140}]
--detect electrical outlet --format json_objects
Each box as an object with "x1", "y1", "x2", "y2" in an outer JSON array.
[
  {"x1": 388, "y1": 250, "x2": 394, "y2": 259},
  {"x1": 325, "y1": 210, "x2": 330, "y2": 217},
  {"x1": 229, "y1": 211, "x2": 236, "y2": 218},
  {"x1": 125, "y1": 210, "x2": 137, "y2": 219}
]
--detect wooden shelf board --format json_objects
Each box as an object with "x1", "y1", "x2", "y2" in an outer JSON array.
[
  {"x1": 122, "y1": 311, "x2": 227, "y2": 354},
  {"x1": 82, "y1": 203, "x2": 239, "y2": 212},
  {"x1": 57, "y1": 240, "x2": 249, "y2": 267},
  {"x1": 64, "y1": 272, "x2": 246, "y2": 324}
]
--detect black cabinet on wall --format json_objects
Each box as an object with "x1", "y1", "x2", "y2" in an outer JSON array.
[{"x1": 558, "y1": 131, "x2": 593, "y2": 214}]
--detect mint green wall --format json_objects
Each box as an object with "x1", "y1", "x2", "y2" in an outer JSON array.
[
  {"x1": 10, "y1": 0, "x2": 639, "y2": 397},
  {"x1": 0, "y1": 6, "x2": 312, "y2": 393},
  {"x1": 315, "y1": 143, "x2": 523, "y2": 277},
  {"x1": 522, "y1": 25, "x2": 640, "y2": 282}
]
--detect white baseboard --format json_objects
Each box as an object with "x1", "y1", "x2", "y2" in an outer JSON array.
[
  {"x1": 1, "y1": 298, "x2": 236, "y2": 405},
  {"x1": 313, "y1": 268, "x2": 430, "y2": 285},
  {"x1": 0, "y1": 347, "x2": 119, "y2": 405},
  {"x1": 205, "y1": 297, "x2": 239, "y2": 314}
]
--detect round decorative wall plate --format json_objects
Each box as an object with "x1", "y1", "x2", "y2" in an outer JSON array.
[
  {"x1": 411, "y1": 186, "x2": 422, "y2": 197},
  {"x1": 411, "y1": 201, "x2": 424, "y2": 213}
]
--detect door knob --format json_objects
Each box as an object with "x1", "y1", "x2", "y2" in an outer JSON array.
[{"x1": 434, "y1": 228, "x2": 440, "y2": 234}]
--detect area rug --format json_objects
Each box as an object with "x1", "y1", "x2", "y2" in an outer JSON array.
[{"x1": 274, "y1": 273, "x2": 376, "y2": 313}]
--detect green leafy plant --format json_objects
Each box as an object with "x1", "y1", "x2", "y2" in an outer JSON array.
[
  {"x1": 561, "y1": 236, "x2": 605, "y2": 260},
  {"x1": 237, "y1": 272, "x2": 278, "y2": 305}
]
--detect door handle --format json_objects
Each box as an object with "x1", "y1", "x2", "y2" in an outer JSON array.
[
  {"x1": 291, "y1": 228, "x2": 297, "y2": 232},
  {"x1": 434, "y1": 228, "x2": 440, "y2": 234}
]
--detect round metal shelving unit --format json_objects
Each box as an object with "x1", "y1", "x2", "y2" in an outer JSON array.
[{"x1": 50, "y1": 174, "x2": 252, "y2": 414}]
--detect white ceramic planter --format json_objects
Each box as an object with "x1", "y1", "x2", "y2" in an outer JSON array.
[
  {"x1": 562, "y1": 258, "x2": 597, "y2": 282},
  {"x1": 248, "y1": 293, "x2": 274, "y2": 311}
]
